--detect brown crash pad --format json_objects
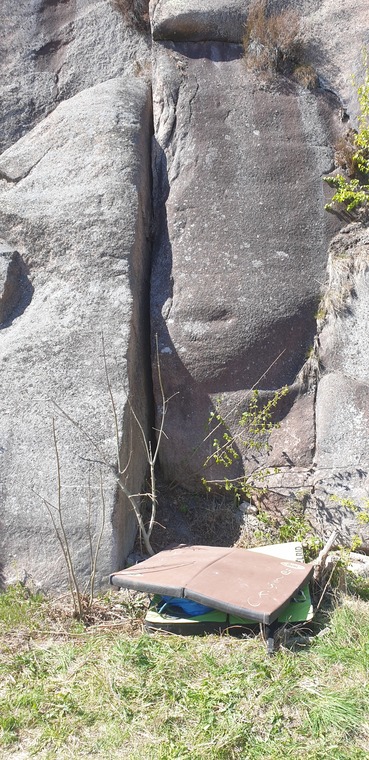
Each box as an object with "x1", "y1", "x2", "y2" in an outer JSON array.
[{"x1": 110, "y1": 545, "x2": 314, "y2": 624}]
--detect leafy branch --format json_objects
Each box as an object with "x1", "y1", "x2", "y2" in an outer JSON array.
[
  {"x1": 202, "y1": 386, "x2": 288, "y2": 501},
  {"x1": 325, "y1": 50, "x2": 369, "y2": 213}
]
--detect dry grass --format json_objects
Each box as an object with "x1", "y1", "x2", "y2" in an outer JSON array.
[
  {"x1": 334, "y1": 129, "x2": 359, "y2": 177},
  {"x1": 113, "y1": 0, "x2": 150, "y2": 33},
  {"x1": 293, "y1": 64, "x2": 318, "y2": 90},
  {"x1": 187, "y1": 496, "x2": 241, "y2": 546},
  {"x1": 140, "y1": 478, "x2": 242, "y2": 553},
  {"x1": 243, "y1": 0, "x2": 302, "y2": 76}
]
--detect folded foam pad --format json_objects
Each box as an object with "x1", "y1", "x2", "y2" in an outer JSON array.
[
  {"x1": 111, "y1": 545, "x2": 231, "y2": 597},
  {"x1": 110, "y1": 545, "x2": 314, "y2": 625},
  {"x1": 146, "y1": 584, "x2": 313, "y2": 635}
]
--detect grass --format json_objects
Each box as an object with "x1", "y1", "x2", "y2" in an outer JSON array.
[
  {"x1": 1, "y1": 586, "x2": 369, "y2": 758},
  {"x1": 243, "y1": 0, "x2": 318, "y2": 90},
  {"x1": 243, "y1": 0, "x2": 301, "y2": 76}
]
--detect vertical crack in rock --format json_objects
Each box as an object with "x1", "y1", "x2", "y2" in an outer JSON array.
[
  {"x1": 188, "y1": 76, "x2": 199, "y2": 122},
  {"x1": 0, "y1": 244, "x2": 34, "y2": 327},
  {"x1": 153, "y1": 45, "x2": 200, "y2": 189}
]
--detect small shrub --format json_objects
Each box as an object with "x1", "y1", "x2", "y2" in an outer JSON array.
[
  {"x1": 293, "y1": 64, "x2": 318, "y2": 90},
  {"x1": 202, "y1": 385, "x2": 289, "y2": 503},
  {"x1": 325, "y1": 50, "x2": 369, "y2": 214},
  {"x1": 243, "y1": 0, "x2": 301, "y2": 76},
  {"x1": 325, "y1": 174, "x2": 369, "y2": 212},
  {"x1": 334, "y1": 130, "x2": 359, "y2": 177},
  {"x1": 237, "y1": 502, "x2": 322, "y2": 561},
  {"x1": 347, "y1": 573, "x2": 369, "y2": 601}
]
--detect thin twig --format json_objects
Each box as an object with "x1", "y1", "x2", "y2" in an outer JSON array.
[
  {"x1": 52, "y1": 419, "x2": 83, "y2": 619},
  {"x1": 197, "y1": 349, "x2": 286, "y2": 454},
  {"x1": 85, "y1": 469, "x2": 94, "y2": 595},
  {"x1": 52, "y1": 399, "x2": 154, "y2": 555},
  {"x1": 89, "y1": 470, "x2": 106, "y2": 606},
  {"x1": 313, "y1": 529, "x2": 338, "y2": 581},
  {"x1": 51, "y1": 334, "x2": 174, "y2": 559},
  {"x1": 315, "y1": 561, "x2": 338, "y2": 613},
  {"x1": 102, "y1": 332, "x2": 122, "y2": 472}
]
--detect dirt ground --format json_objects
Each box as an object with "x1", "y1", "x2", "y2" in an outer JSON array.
[{"x1": 135, "y1": 476, "x2": 243, "y2": 557}]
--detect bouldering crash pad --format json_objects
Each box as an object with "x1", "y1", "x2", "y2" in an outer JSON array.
[{"x1": 110, "y1": 543, "x2": 314, "y2": 625}]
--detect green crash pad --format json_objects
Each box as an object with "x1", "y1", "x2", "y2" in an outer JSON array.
[{"x1": 145, "y1": 584, "x2": 313, "y2": 635}]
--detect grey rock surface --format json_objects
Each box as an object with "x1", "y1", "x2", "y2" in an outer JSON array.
[
  {"x1": 0, "y1": 76, "x2": 152, "y2": 590},
  {"x1": 300, "y1": 0, "x2": 369, "y2": 116},
  {"x1": 0, "y1": 0, "x2": 150, "y2": 154},
  {"x1": 151, "y1": 40, "x2": 341, "y2": 486},
  {"x1": 150, "y1": 0, "x2": 369, "y2": 110},
  {"x1": 149, "y1": 0, "x2": 369, "y2": 547},
  {"x1": 2, "y1": 0, "x2": 369, "y2": 590},
  {"x1": 151, "y1": 0, "x2": 248, "y2": 42},
  {"x1": 311, "y1": 226, "x2": 369, "y2": 545}
]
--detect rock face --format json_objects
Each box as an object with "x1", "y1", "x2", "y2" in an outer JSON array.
[
  {"x1": 151, "y1": 0, "x2": 369, "y2": 104},
  {"x1": 150, "y1": 0, "x2": 369, "y2": 540},
  {"x1": 151, "y1": 0, "x2": 248, "y2": 42},
  {"x1": 150, "y1": 39, "x2": 340, "y2": 486},
  {"x1": 0, "y1": 0, "x2": 150, "y2": 154},
  {"x1": 0, "y1": 2, "x2": 152, "y2": 591},
  {"x1": 1, "y1": 0, "x2": 369, "y2": 591},
  {"x1": 311, "y1": 225, "x2": 369, "y2": 545}
]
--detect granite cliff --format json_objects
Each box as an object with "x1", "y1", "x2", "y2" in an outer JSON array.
[{"x1": 1, "y1": 0, "x2": 369, "y2": 590}]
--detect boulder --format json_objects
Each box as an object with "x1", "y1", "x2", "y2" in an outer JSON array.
[
  {"x1": 149, "y1": 0, "x2": 369, "y2": 547},
  {"x1": 151, "y1": 0, "x2": 248, "y2": 42},
  {"x1": 0, "y1": 0, "x2": 150, "y2": 153},
  {"x1": 0, "y1": 76, "x2": 152, "y2": 590},
  {"x1": 2, "y1": 0, "x2": 369, "y2": 591},
  {"x1": 151, "y1": 40, "x2": 341, "y2": 487},
  {"x1": 310, "y1": 225, "x2": 369, "y2": 546},
  {"x1": 150, "y1": 0, "x2": 369, "y2": 115}
]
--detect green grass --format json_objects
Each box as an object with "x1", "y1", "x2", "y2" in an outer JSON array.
[
  {"x1": 0, "y1": 587, "x2": 369, "y2": 758},
  {"x1": 0, "y1": 583, "x2": 46, "y2": 631}
]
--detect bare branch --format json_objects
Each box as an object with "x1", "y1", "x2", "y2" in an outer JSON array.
[
  {"x1": 148, "y1": 451, "x2": 157, "y2": 539},
  {"x1": 89, "y1": 470, "x2": 106, "y2": 605},
  {"x1": 116, "y1": 478, "x2": 154, "y2": 556},
  {"x1": 86, "y1": 470, "x2": 94, "y2": 593},
  {"x1": 152, "y1": 334, "x2": 169, "y2": 467},
  {"x1": 52, "y1": 419, "x2": 83, "y2": 618},
  {"x1": 313, "y1": 529, "x2": 339, "y2": 583},
  {"x1": 52, "y1": 400, "x2": 108, "y2": 467},
  {"x1": 128, "y1": 400, "x2": 151, "y2": 462},
  {"x1": 53, "y1": 397, "x2": 155, "y2": 555}
]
